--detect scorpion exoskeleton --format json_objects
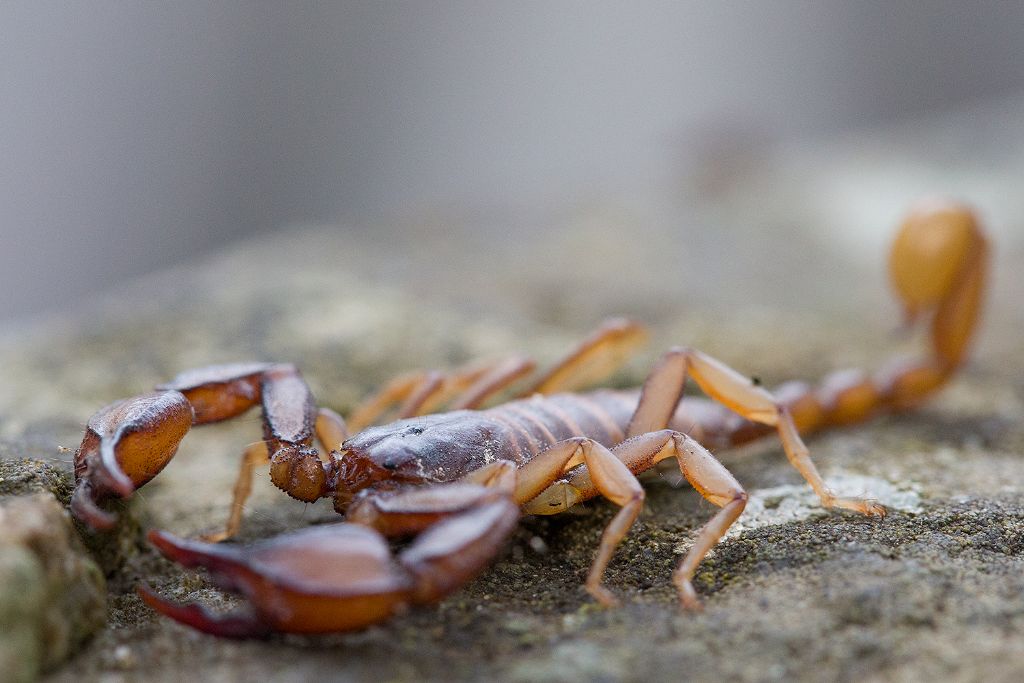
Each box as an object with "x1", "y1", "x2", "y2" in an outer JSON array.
[{"x1": 69, "y1": 200, "x2": 989, "y2": 637}]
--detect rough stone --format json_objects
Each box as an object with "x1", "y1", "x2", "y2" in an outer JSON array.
[{"x1": 0, "y1": 494, "x2": 106, "y2": 682}]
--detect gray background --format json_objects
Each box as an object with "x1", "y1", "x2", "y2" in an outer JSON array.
[{"x1": 3, "y1": 1, "x2": 1023, "y2": 322}]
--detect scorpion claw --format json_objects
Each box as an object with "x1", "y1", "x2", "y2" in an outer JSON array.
[
  {"x1": 69, "y1": 481, "x2": 120, "y2": 531},
  {"x1": 143, "y1": 498, "x2": 520, "y2": 636},
  {"x1": 145, "y1": 525, "x2": 417, "y2": 635},
  {"x1": 137, "y1": 584, "x2": 271, "y2": 639},
  {"x1": 71, "y1": 392, "x2": 193, "y2": 530}
]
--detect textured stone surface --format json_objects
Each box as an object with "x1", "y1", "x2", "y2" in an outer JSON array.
[
  {"x1": 0, "y1": 98, "x2": 1022, "y2": 682},
  {"x1": 0, "y1": 493, "x2": 106, "y2": 683}
]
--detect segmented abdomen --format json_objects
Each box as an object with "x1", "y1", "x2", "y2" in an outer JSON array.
[
  {"x1": 483, "y1": 389, "x2": 774, "y2": 465},
  {"x1": 483, "y1": 391, "x2": 637, "y2": 462}
]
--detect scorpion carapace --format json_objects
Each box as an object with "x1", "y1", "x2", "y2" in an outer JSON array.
[{"x1": 71, "y1": 199, "x2": 989, "y2": 637}]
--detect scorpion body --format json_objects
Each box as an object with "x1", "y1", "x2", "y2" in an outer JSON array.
[
  {"x1": 340, "y1": 373, "x2": 910, "y2": 505},
  {"x1": 69, "y1": 200, "x2": 989, "y2": 637}
]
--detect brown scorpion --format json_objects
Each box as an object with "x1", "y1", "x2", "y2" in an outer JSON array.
[{"x1": 69, "y1": 200, "x2": 989, "y2": 637}]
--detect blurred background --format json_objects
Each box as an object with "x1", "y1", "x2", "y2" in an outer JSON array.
[{"x1": 2, "y1": 1, "x2": 1023, "y2": 323}]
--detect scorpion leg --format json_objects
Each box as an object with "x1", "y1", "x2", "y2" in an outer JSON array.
[
  {"x1": 346, "y1": 371, "x2": 446, "y2": 432},
  {"x1": 345, "y1": 316, "x2": 644, "y2": 429},
  {"x1": 346, "y1": 363, "x2": 524, "y2": 431},
  {"x1": 629, "y1": 348, "x2": 886, "y2": 516},
  {"x1": 347, "y1": 356, "x2": 536, "y2": 431},
  {"x1": 394, "y1": 371, "x2": 447, "y2": 419},
  {"x1": 402, "y1": 356, "x2": 538, "y2": 414},
  {"x1": 350, "y1": 434, "x2": 648, "y2": 608},
  {"x1": 201, "y1": 406, "x2": 346, "y2": 542},
  {"x1": 545, "y1": 430, "x2": 747, "y2": 610},
  {"x1": 72, "y1": 362, "x2": 340, "y2": 533},
  {"x1": 514, "y1": 438, "x2": 646, "y2": 606},
  {"x1": 199, "y1": 442, "x2": 269, "y2": 542},
  {"x1": 526, "y1": 317, "x2": 648, "y2": 395},
  {"x1": 515, "y1": 430, "x2": 746, "y2": 609},
  {"x1": 140, "y1": 497, "x2": 520, "y2": 636},
  {"x1": 448, "y1": 356, "x2": 536, "y2": 409}
]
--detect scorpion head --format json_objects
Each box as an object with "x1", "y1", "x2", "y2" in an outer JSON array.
[{"x1": 333, "y1": 411, "x2": 510, "y2": 511}]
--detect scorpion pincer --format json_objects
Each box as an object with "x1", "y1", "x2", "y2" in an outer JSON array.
[{"x1": 69, "y1": 199, "x2": 989, "y2": 637}]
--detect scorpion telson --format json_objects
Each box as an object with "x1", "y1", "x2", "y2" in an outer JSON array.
[{"x1": 71, "y1": 199, "x2": 989, "y2": 637}]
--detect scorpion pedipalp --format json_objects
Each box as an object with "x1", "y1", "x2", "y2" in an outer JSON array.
[
  {"x1": 71, "y1": 362, "x2": 346, "y2": 532},
  {"x1": 141, "y1": 497, "x2": 520, "y2": 636},
  {"x1": 71, "y1": 391, "x2": 193, "y2": 530},
  {"x1": 141, "y1": 524, "x2": 413, "y2": 637}
]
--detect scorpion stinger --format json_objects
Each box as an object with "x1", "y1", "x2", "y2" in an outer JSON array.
[{"x1": 881, "y1": 198, "x2": 989, "y2": 404}]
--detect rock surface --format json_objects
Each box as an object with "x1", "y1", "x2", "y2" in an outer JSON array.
[
  {"x1": 0, "y1": 492, "x2": 106, "y2": 683},
  {"x1": 0, "y1": 98, "x2": 1023, "y2": 682}
]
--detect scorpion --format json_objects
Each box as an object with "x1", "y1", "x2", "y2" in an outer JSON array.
[{"x1": 69, "y1": 200, "x2": 988, "y2": 638}]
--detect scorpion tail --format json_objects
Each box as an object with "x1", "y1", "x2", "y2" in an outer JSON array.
[
  {"x1": 803, "y1": 200, "x2": 989, "y2": 433},
  {"x1": 713, "y1": 200, "x2": 990, "y2": 447},
  {"x1": 888, "y1": 198, "x2": 989, "y2": 373}
]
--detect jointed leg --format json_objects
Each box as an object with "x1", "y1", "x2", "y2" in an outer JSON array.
[
  {"x1": 630, "y1": 347, "x2": 885, "y2": 516},
  {"x1": 416, "y1": 360, "x2": 509, "y2": 414},
  {"x1": 647, "y1": 432, "x2": 747, "y2": 610},
  {"x1": 345, "y1": 356, "x2": 534, "y2": 431},
  {"x1": 459, "y1": 460, "x2": 518, "y2": 492},
  {"x1": 525, "y1": 318, "x2": 648, "y2": 395},
  {"x1": 427, "y1": 316, "x2": 647, "y2": 409},
  {"x1": 532, "y1": 430, "x2": 746, "y2": 609},
  {"x1": 346, "y1": 371, "x2": 445, "y2": 432},
  {"x1": 345, "y1": 317, "x2": 644, "y2": 431},
  {"x1": 775, "y1": 404, "x2": 884, "y2": 514},
  {"x1": 515, "y1": 437, "x2": 646, "y2": 606},
  {"x1": 348, "y1": 434, "x2": 645, "y2": 606},
  {"x1": 200, "y1": 442, "x2": 270, "y2": 542},
  {"x1": 449, "y1": 356, "x2": 536, "y2": 409},
  {"x1": 394, "y1": 372, "x2": 446, "y2": 420},
  {"x1": 315, "y1": 407, "x2": 348, "y2": 451},
  {"x1": 200, "y1": 407, "x2": 348, "y2": 542},
  {"x1": 537, "y1": 345, "x2": 883, "y2": 609}
]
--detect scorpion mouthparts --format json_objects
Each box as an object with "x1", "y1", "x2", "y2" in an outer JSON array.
[{"x1": 137, "y1": 584, "x2": 271, "y2": 639}]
